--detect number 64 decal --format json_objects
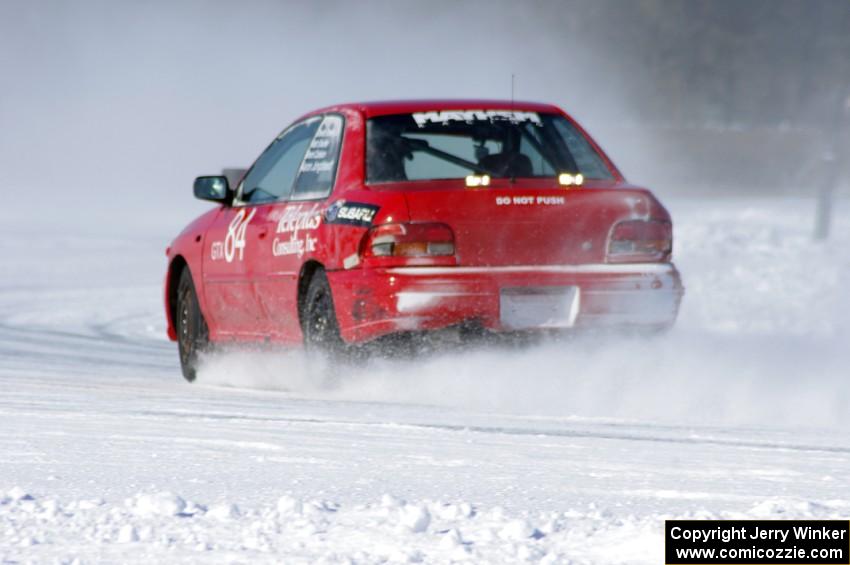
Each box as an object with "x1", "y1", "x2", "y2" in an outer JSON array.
[{"x1": 224, "y1": 208, "x2": 256, "y2": 263}]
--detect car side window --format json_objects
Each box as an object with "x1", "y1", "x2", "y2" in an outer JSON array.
[
  {"x1": 239, "y1": 117, "x2": 321, "y2": 205},
  {"x1": 290, "y1": 114, "x2": 344, "y2": 200}
]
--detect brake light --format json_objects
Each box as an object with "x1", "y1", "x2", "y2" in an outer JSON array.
[
  {"x1": 361, "y1": 223, "x2": 455, "y2": 259},
  {"x1": 607, "y1": 219, "x2": 672, "y2": 262}
]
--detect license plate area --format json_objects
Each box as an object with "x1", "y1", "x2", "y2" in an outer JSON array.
[{"x1": 499, "y1": 286, "x2": 581, "y2": 329}]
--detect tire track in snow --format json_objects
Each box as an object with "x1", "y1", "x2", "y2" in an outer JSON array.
[{"x1": 85, "y1": 407, "x2": 850, "y2": 456}]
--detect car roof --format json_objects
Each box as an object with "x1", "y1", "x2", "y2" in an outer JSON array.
[{"x1": 307, "y1": 99, "x2": 564, "y2": 118}]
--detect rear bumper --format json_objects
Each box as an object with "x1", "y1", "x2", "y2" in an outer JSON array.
[{"x1": 328, "y1": 263, "x2": 684, "y2": 344}]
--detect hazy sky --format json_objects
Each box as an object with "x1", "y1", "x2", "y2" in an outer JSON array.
[
  {"x1": 2, "y1": 1, "x2": 631, "y2": 218},
  {"x1": 1, "y1": 0, "x2": 845, "y2": 226}
]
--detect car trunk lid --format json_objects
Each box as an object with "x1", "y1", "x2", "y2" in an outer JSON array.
[{"x1": 394, "y1": 180, "x2": 669, "y2": 266}]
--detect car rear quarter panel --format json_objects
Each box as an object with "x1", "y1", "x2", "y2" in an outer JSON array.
[
  {"x1": 286, "y1": 107, "x2": 412, "y2": 273},
  {"x1": 308, "y1": 108, "x2": 395, "y2": 271}
]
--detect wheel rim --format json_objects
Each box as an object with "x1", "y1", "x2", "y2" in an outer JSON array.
[
  {"x1": 308, "y1": 289, "x2": 331, "y2": 344},
  {"x1": 178, "y1": 290, "x2": 196, "y2": 364}
]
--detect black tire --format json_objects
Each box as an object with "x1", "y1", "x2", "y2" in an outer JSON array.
[
  {"x1": 175, "y1": 268, "x2": 209, "y2": 382},
  {"x1": 301, "y1": 269, "x2": 345, "y2": 356}
]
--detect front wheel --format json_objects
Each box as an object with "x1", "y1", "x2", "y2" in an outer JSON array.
[
  {"x1": 301, "y1": 269, "x2": 345, "y2": 356},
  {"x1": 175, "y1": 268, "x2": 209, "y2": 382}
]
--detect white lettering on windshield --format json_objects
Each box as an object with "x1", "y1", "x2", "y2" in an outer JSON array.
[{"x1": 412, "y1": 110, "x2": 542, "y2": 127}]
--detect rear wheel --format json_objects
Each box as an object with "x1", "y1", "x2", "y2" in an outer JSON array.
[
  {"x1": 175, "y1": 268, "x2": 209, "y2": 382},
  {"x1": 301, "y1": 269, "x2": 345, "y2": 356}
]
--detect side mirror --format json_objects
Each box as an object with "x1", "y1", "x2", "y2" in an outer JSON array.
[{"x1": 193, "y1": 176, "x2": 231, "y2": 204}]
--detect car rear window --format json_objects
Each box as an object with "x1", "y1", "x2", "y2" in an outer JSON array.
[{"x1": 366, "y1": 111, "x2": 613, "y2": 183}]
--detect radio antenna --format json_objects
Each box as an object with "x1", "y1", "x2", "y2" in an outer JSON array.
[{"x1": 511, "y1": 73, "x2": 515, "y2": 110}]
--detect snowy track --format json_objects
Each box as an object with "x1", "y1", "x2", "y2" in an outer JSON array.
[{"x1": 1, "y1": 197, "x2": 849, "y2": 563}]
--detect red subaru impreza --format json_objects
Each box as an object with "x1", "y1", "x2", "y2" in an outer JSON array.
[{"x1": 165, "y1": 100, "x2": 684, "y2": 381}]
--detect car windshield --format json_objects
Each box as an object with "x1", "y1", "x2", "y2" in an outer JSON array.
[{"x1": 366, "y1": 110, "x2": 614, "y2": 183}]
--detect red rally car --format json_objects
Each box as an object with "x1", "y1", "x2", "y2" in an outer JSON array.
[{"x1": 164, "y1": 100, "x2": 684, "y2": 381}]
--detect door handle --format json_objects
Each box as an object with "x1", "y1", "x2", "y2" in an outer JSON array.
[{"x1": 257, "y1": 226, "x2": 269, "y2": 239}]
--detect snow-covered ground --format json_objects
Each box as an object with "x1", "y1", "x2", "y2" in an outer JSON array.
[{"x1": 1, "y1": 195, "x2": 849, "y2": 564}]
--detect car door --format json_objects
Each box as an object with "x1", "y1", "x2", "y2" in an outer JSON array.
[
  {"x1": 202, "y1": 118, "x2": 323, "y2": 338},
  {"x1": 254, "y1": 114, "x2": 345, "y2": 342},
  {"x1": 202, "y1": 204, "x2": 264, "y2": 338}
]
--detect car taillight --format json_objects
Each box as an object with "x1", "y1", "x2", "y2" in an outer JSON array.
[
  {"x1": 361, "y1": 223, "x2": 455, "y2": 259},
  {"x1": 607, "y1": 219, "x2": 672, "y2": 262}
]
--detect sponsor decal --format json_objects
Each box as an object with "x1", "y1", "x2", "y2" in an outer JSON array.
[
  {"x1": 210, "y1": 208, "x2": 256, "y2": 262},
  {"x1": 495, "y1": 195, "x2": 566, "y2": 206},
  {"x1": 299, "y1": 115, "x2": 343, "y2": 174},
  {"x1": 275, "y1": 203, "x2": 322, "y2": 234},
  {"x1": 272, "y1": 204, "x2": 321, "y2": 258},
  {"x1": 272, "y1": 234, "x2": 317, "y2": 258},
  {"x1": 325, "y1": 200, "x2": 380, "y2": 227},
  {"x1": 413, "y1": 110, "x2": 542, "y2": 128}
]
